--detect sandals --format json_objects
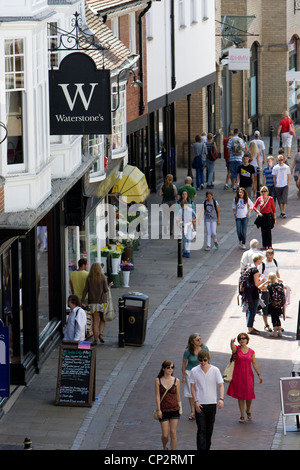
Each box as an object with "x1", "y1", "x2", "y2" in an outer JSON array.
[
  {"x1": 239, "y1": 416, "x2": 245, "y2": 423},
  {"x1": 99, "y1": 334, "x2": 105, "y2": 343},
  {"x1": 246, "y1": 411, "x2": 252, "y2": 420}
]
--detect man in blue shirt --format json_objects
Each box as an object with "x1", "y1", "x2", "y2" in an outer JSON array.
[{"x1": 263, "y1": 155, "x2": 276, "y2": 202}]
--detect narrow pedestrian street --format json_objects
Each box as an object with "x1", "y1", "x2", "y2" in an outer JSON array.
[{"x1": 0, "y1": 156, "x2": 299, "y2": 452}]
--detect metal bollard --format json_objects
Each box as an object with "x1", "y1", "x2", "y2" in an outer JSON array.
[
  {"x1": 24, "y1": 437, "x2": 32, "y2": 450},
  {"x1": 118, "y1": 298, "x2": 125, "y2": 348},
  {"x1": 269, "y1": 126, "x2": 274, "y2": 155},
  {"x1": 177, "y1": 238, "x2": 183, "y2": 277}
]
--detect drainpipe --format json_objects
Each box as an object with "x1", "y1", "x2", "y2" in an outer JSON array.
[
  {"x1": 138, "y1": 1, "x2": 152, "y2": 116},
  {"x1": 170, "y1": 0, "x2": 176, "y2": 90}
]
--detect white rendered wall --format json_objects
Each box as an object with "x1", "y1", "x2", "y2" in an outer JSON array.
[
  {"x1": 0, "y1": 0, "x2": 48, "y2": 18},
  {"x1": 146, "y1": 0, "x2": 216, "y2": 103}
]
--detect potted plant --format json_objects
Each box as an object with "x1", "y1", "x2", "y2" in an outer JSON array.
[
  {"x1": 110, "y1": 242, "x2": 124, "y2": 274},
  {"x1": 101, "y1": 245, "x2": 112, "y2": 274},
  {"x1": 120, "y1": 261, "x2": 134, "y2": 287}
]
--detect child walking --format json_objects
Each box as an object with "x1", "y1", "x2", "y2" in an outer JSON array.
[{"x1": 203, "y1": 191, "x2": 220, "y2": 251}]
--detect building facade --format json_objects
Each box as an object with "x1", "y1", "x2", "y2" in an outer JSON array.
[{"x1": 0, "y1": 0, "x2": 145, "y2": 414}]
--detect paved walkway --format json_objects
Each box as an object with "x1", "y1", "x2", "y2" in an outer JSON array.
[{"x1": 0, "y1": 135, "x2": 300, "y2": 451}]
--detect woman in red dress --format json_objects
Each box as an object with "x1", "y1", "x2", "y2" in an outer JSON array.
[
  {"x1": 227, "y1": 333, "x2": 263, "y2": 423},
  {"x1": 253, "y1": 186, "x2": 276, "y2": 250}
]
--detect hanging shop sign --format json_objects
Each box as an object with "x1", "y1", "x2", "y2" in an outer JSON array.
[
  {"x1": 0, "y1": 320, "x2": 10, "y2": 398},
  {"x1": 228, "y1": 48, "x2": 250, "y2": 71},
  {"x1": 49, "y1": 52, "x2": 111, "y2": 135}
]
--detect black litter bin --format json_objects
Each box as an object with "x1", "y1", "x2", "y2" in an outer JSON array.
[{"x1": 121, "y1": 292, "x2": 149, "y2": 346}]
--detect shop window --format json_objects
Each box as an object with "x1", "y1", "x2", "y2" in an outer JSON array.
[
  {"x1": 47, "y1": 22, "x2": 59, "y2": 69},
  {"x1": 89, "y1": 134, "x2": 105, "y2": 180},
  {"x1": 178, "y1": 0, "x2": 186, "y2": 28},
  {"x1": 111, "y1": 84, "x2": 126, "y2": 157},
  {"x1": 289, "y1": 37, "x2": 297, "y2": 113},
  {"x1": 5, "y1": 39, "x2": 25, "y2": 168}
]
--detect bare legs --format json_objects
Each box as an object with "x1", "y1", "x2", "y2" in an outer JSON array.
[
  {"x1": 238, "y1": 399, "x2": 253, "y2": 422},
  {"x1": 92, "y1": 311, "x2": 106, "y2": 344},
  {"x1": 160, "y1": 419, "x2": 179, "y2": 450}
]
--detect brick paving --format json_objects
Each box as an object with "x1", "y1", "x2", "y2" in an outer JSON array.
[{"x1": 0, "y1": 135, "x2": 300, "y2": 451}]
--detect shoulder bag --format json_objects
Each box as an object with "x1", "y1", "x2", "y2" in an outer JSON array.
[
  {"x1": 223, "y1": 348, "x2": 238, "y2": 383},
  {"x1": 289, "y1": 120, "x2": 295, "y2": 137},
  {"x1": 103, "y1": 288, "x2": 115, "y2": 322},
  {"x1": 153, "y1": 381, "x2": 174, "y2": 420}
]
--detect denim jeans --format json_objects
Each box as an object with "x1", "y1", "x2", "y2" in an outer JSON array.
[
  {"x1": 206, "y1": 159, "x2": 215, "y2": 186},
  {"x1": 195, "y1": 404, "x2": 217, "y2": 450},
  {"x1": 235, "y1": 217, "x2": 248, "y2": 244},
  {"x1": 195, "y1": 167, "x2": 204, "y2": 188},
  {"x1": 247, "y1": 298, "x2": 259, "y2": 328}
]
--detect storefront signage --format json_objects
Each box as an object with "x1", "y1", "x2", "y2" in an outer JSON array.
[
  {"x1": 49, "y1": 52, "x2": 111, "y2": 135},
  {"x1": 55, "y1": 342, "x2": 96, "y2": 407},
  {"x1": 228, "y1": 48, "x2": 250, "y2": 70},
  {"x1": 0, "y1": 320, "x2": 10, "y2": 398},
  {"x1": 286, "y1": 71, "x2": 300, "y2": 82},
  {"x1": 280, "y1": 377, "x2": 300, "y2": 434}
]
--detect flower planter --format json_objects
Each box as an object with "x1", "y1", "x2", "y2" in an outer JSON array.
[
  {"x1": 122, "y1": 270, "x2": 130, "y2": 287},
  {"x1": 111, "y1": 256, "x2": 121, "y2": 274}
]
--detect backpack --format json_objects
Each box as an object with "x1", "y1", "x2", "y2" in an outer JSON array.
[
  {"x1": 271, "y1": 283, "x2": 285, "y2": 308},
  {"x1": 261, "y1": 259, "x2": 277, "y2": 273},
  {"x1": 207, "y1": 142, "x2": 218, "y2": 161},
  {"x1": 239, "y1": 265, "x2": 253, "y2": 293},
  {"x1": 232, "y1": 138, "x2": 243, "y2": 156}
]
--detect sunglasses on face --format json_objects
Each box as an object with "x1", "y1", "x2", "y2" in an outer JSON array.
[
  {"x1": 199, "y1": 359, "x2": 208, "y2": 362},
  {"x1": 166, "y1": 366, "x2": 174, "y2": 369},
  {"x1": 239, "y1": 337, "x2": 247, "y2": 340}
]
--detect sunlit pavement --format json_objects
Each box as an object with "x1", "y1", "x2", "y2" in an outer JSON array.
[{"x1": 0, "y1": 136, "x2": 300, "y2": 451}]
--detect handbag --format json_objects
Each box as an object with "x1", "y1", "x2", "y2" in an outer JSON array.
[
  {"x1": 103, "y1": 289, "x2": 115, "y2": 322},
  {"x1": 254, "y1": 215, "x2": 262, "y2": 228},
  {"x1": 192, "y1": 155, "x2": 203, "y2": 169},
  {"x1": 289, "y1": 121, "x2": 295, "y2": 137},
  {"x1": 223, "y1": 349, "x2": 238, "y2": 383},
  {"x1": 153, "y1": 385, "x2": 171, "y2": 420}
]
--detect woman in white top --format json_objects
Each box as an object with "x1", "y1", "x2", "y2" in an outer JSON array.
[
  {"x1": 63, "y1": 295, "x2": 87, "y2": 342},
  {"x1": 232, "y1": 187, "x2": 254, "y2": 249}
]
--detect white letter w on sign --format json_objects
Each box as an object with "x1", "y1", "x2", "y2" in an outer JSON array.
[{"x1": 58, "y1": 83, "x2": 98, "y2": 111}]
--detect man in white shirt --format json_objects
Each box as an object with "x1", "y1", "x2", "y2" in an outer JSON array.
[
  {"x1": 240, "y1": 239, "x2": 264, "y2": 271},
  {"x1": 190, "y1": 350, "x2": 224, "y2": 450},
  {"x1": 272, "y1": 156, "x2": 291, "y2": 218},
  {"x1": 252, "y1": 131, "x2": 265, "y2": 167}
]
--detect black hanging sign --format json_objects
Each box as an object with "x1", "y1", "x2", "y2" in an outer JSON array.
[{"x1": 49, "y1": 52, "x2": 111, "y2": 135}]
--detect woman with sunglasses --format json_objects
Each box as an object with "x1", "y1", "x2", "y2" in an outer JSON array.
[
  {"x1": 226, "y1": 333, "x2": 263, "y2": 423},
  {"x1": 182, "y1": 334, "x2": 209, "y2": 420},
  {"x1": 253, "y1": 185, "x2": 276, "y2": 250},
  {"x1": 155, "y1": 360, "x2": 182, "y2": 450}
]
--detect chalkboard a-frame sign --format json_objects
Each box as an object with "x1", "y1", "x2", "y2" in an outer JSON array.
[{"x1": 56, "y1": 342, "x2": 96, "y2": 407}]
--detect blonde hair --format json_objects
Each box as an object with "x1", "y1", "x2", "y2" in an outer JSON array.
[
  {"x1": 268, "y1": 272, "x2": 277, "y2": 283},
  {"x1": 260, "y1": 185, "x2": 269, "y2": 193},
  {"x1": 267, "y1": 155, "x2": 273, "y2": 161},
  {"x1": 252, "y1": 254, "x2": 264, "y2": 263},
  {"x1": 88, "y1": 262, "x2": 105, "y2": 283},
  {"x1": 249, "y1": 141, "x2": 258, "y2": 157}
]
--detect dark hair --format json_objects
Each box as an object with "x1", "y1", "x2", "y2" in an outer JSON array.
[
  {"x1": 235, "y1": 187, "x2": 248, "y2": 204},
  {"x1": 237, "y1": 332, "x2": 249, "y2": 344},
  {"x1": 198, "y1": 349, "x2": 211, "y2": 362},
  {"x1": 78, "y1": 257, "x2": 88, "y2": 268},
  {"x1": 195, "y1": 134, "x2": 201, "y2": 142},
  {"x1": 68, "y1": 294, "x2": 81, "y2": 307},
  {"x1": 187, "y1": 333, "x2": 202, "y2": 354},
  {"x1": 157, "y1": 360, "x2": 174, "y2": 378}
]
